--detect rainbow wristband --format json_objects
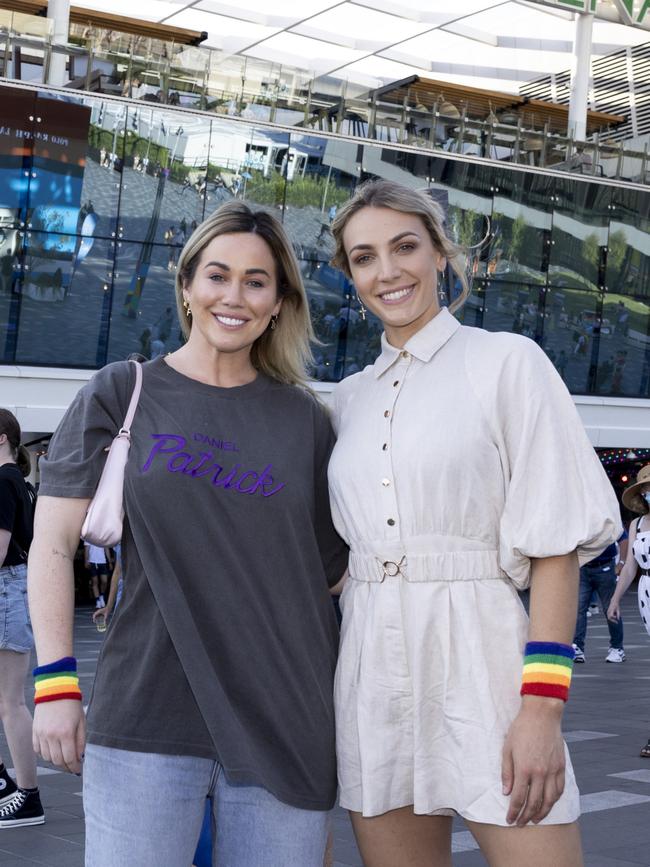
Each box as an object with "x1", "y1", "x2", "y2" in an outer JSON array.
[
  {"x1": 33, "y1": 656, "x2": 82, "y2": 705},
  {"x1": 520, "y1": 641, "x2": 574, "y2": 702}
]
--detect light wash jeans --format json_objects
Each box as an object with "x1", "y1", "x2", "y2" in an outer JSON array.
[
  {"x1": 83, "y1": 744, "x2": 330, "y2": 867},
  {"x1": 0, "y1": 563, "x2": 32, "y2": 652}
]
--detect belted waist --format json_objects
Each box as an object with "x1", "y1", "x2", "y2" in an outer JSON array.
[{"x1": 348, "y1": 548, "x2": 508, "y2": 584}]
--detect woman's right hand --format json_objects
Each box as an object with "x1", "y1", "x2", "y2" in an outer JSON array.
[
  {"x1": 33, "y1": 701, "x2": 86, "y2": 775},
  {"x1": 607, "y1": 598, "x2": 621, "y2": 622}
]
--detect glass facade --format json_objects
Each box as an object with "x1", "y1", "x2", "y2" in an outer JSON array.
[{"x1": 0, "y1": 83, "x2": 649, "y2": 398}]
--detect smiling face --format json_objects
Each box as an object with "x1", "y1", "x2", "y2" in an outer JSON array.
[
  {"x1": 182, "y1": 231, "x2": 282, "y2": 365},
  {"x1": 342, "y1": 206, "x2": 446, "y2": 347}
]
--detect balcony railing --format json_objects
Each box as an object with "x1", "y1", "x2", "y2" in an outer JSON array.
[{"x1": 0, "y1": 9, "x2": 648, "y2": 186}]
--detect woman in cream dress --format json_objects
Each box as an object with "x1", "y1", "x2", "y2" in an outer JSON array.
[{"x1": 327, "y1": 180, "x2": 621, "y2": 867}]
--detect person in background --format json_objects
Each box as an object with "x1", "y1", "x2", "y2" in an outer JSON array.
[
  {"x1": 0, "y1": 409, "x2": 44, "y2": 827},
  {"x1": 84, "y1": 542, "x2": 111, "y2": 609},
  {"x1": 572, "y1": 533, "x2": 626, "y2": 664},
  {"x1": 608, "y1": 464, "x2": 650, "y2": 758},
  {"x1": 92, "y1": 546, "x2": 123, "y2": 628}
]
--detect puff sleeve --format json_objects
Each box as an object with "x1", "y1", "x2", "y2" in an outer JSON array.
[{"x1": 478, "y1": 335, "x2": 621, "y2": 589}]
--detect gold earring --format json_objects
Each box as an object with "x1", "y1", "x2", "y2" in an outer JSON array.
[
  {"x1": 270, "y1": 314, "x2": 278, "y2": 330},
  {"x1": 355, "y1": 292, "x2": 367, "y2": 322},
  {"x1": 183, "y1": 299, "x2": 191, "y2": 318},
  {"x1": 437, "y1": 269, "x2": 447, "y2": 302}
]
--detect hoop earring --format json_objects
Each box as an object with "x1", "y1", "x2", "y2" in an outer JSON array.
[
  {"x1": 183, "y1": 299, "x2": 192, "y2": 318},
  {"x1": 355, "y1": 292, "x2": 367, "y2": 322},
  {"x1": 270, "y1": 314, "x2": 278, "y2": 330}
]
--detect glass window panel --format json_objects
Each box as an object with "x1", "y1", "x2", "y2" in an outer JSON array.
[
  {"x1": 456, "y1": 275, "x2": 485, "y2": 328},
  {"x1": 83, "y1": 98, "x2": 124, "y2": 238},
  {"x1": 14, "y1": 232, "x2": 113, "y2": 367},
  {"x1": 541, "y1": 287, "x2": 602, "y2": 395},
  {"x1": 106, "y1": 240, "x2": 181, "y2": 364},
  {"x1": 482, "y1": 281, "x2": 545, "y2": 341},
  {"x1": 548, "y1": 177, "x2": 611, "y2": 292},
  {"x1": 0, "y1": 246, "x2": 21, "y2": 362},
  {"x1": 28, "y1": 93, "x2": 94, "y2": 249},
  {"x1": 490, "y1": 170, "x2": 552, "y2": 284},
  {"x1": 437, "y1": 164, "x2": 492, "y2": 299},
  {"x1": 118, "y1": 107, "x2": 208, "y2": 245},
  {"x1": 0, "y1": 86, "x2": 37, "y2": 228},
  {"x1": 286, "y1": 133, "x2": 360, "y2": 271},
  {"x1": 607, "y1": 188, "x2": 650, "y2": 300},
  {"x1": 597, "y1": 294, "x2": 650, "y2": 397},
  {"x1": 203, "y1": 120, "x2": 285, "y2": 222}
]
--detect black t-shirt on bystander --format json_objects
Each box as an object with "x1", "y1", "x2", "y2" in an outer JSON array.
[{"x1": 0, "y1": 463, "x2": 33, "y2": 567}]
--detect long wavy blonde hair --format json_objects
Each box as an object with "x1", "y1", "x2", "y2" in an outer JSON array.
[
  {"x1": 175, "y1": 201, "x2": 314, "y2": 387},
  {"x1": 330, "y1": 179, "x2": 469, "y2": 314}
]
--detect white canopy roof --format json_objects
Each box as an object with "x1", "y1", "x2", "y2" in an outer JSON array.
[{"x1": 67, "y1": 0, "x2": 650, "y2": 93}]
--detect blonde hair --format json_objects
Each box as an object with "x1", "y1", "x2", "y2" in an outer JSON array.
[
  {"x1": 175, "y1": 201, "x2": 314, "y2": 387},
  {"x1": 330, "y1": 179, "x2": 469, "y2": 314}
]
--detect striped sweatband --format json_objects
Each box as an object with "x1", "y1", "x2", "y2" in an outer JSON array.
[
  {"x1": 520, "y1": 641, "x2": 574, "y2": 702},
  {"x1": 33, "y1": 657, "x2": 82, "y2": 704}
]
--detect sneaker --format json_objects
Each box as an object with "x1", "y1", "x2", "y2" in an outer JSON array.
[
  {"x1": 588, "y1": 603, "x2": 600, "y2": 616},
  {"x1": 0, "y1": 766, "x2": 17, "y2": 807},
  {"x1": 572, "y1": 644, "x2": 585, "y2": 663},
  {"x1": 0, "y1": 789, "x2": 44, "y2": 828},
  {"x1": 95, "y1": 596, "x2": 105, "y2": 609},
  {"x1": 606, "y1": 647, "x2": 626, "y2": 663}
]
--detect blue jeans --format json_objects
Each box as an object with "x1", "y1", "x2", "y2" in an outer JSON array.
[
  {"x1": 83, "y1": 744, "x2": 330, "y2": 867},
  {"x1": 0, "y1": 563, "x2": 32, "y2": 653},
  {"x1": 573, "y1": 561, "x2": 623, "y2": 651}
]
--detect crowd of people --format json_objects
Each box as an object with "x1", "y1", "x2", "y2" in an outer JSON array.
[{"x1": 1, "y1": 181, "x2": 649, "y2": 865}]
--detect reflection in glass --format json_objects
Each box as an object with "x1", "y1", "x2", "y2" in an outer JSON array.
[
  {"x1": 202, "y1": 118, "x2": 268, "y2": 222},
  {"x1": 15, "y1": 233, "x2": 113, "y2": 366},
  {"x1": 543, "y1": 286, "x2": 601, "y2": 395},
  {"x1": 597, "y1": 294, "x2": 650, "y2": 396},
  {"x1": 0, "y1": 80, "x2": 646, "y2": 399},
  {"x1": 107, "y1": 240, "x2": 180, "y2": 365},
  {"x1": 482, "y1": 281, "x2": 543, "y2": 339},
  {"x1": 607, "y1": 189, "x2": 650, "y2": 300},
  {"x1": 286, "y1": 133, "x2": 359, "y2": 272},
  {"x1": 491, "y1": 173, "x2": 551, "y2": 284},
  {"x1": 119, "y1": 108, "x2": 208, "y2": 246},
  {"x1": 548, "y1": 178, "x2": 610, "y2": 292}
]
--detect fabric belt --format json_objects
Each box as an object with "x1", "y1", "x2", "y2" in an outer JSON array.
[{"x1": 348, "y1": 548, "x2": 508, "y2": 583}]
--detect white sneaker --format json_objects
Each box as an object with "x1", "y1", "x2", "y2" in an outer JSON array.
[
  {"x1": 95, "y1": 596, "x2": 105, "y2": 609},
  {"x1": 606, "y1": 647, "x2": 626, "y2": 663},
  {"x1": 588, "y1": 603, "x2": 600, "y2": 616},
  {"x1": 572, "y1": 644, "x2": 585, "y2": 663}
]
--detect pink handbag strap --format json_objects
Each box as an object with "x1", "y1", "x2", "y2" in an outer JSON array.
[{"x1": 119, "y1": 360, "x2": 143, "y2": 436}]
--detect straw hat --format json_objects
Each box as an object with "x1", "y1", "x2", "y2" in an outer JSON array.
[{"x1": 622, "y1": 464, "x2": 650, "y2": 513}]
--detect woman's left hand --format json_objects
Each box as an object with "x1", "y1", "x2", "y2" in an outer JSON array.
[{"x1": 501, "y1": 696, "x2": 566, "y2": 826}]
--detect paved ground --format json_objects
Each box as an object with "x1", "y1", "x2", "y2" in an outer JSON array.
[{"x1": 2, "y1": 592, "x2": 650, "y2": 866}]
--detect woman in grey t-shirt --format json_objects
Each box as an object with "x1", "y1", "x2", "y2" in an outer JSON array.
[{"x1": 28, "y1": 202, "x2": 347, "y2": 867}]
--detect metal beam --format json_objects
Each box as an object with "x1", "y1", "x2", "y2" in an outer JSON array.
[
  {"x1": 568, "y1": 10, "x2": 593, "y2": 139},
  {"x1": 315, "y1": 0, "x2": 512, "y2": 80}
]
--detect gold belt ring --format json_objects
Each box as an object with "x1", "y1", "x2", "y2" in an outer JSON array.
[{"x1": 381, "y1": 556, "x2": 406, "y2": 578}]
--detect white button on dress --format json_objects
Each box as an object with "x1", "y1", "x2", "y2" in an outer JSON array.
[{"x1": 328, "y1": 308, "x2": 621, "y2": 823}]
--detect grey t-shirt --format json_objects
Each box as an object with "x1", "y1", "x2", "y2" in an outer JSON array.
[{"x1": 39, "y1": 358, "x2": 348, "y2": 810}]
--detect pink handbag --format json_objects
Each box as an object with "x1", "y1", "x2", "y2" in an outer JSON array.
[{"x1": 81, "y1": 360, "x2": 143, "y2": 546}]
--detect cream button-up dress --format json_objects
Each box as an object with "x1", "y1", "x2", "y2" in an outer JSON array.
[{"x1": 328, "y1": 308, "x2": 621, "y2": 823}]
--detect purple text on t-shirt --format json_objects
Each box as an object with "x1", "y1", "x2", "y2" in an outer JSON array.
[{"x1": 141, "y1": 434, "x2": 285, "y2": 497}]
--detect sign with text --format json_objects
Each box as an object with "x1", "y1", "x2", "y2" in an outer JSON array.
[{"x1": 530, "y1": 0, "x2": 650, "y2": 28}]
